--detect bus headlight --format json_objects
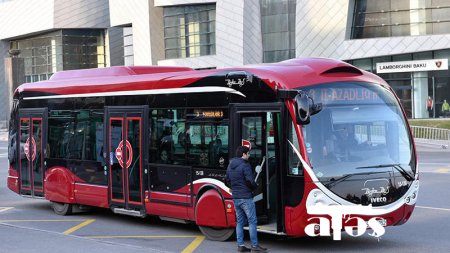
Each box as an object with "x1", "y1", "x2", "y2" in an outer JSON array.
[
  {"x1": 404, "y1": 180, "x2": 419, "y2": 205},
  {"x1": 306, "y1": 188, "x2": 339, "y2": 207}
]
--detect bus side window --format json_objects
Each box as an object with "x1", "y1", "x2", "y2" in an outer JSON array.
[{"x1": 150, "y1": 109, "x2": 186, "y2": 165}]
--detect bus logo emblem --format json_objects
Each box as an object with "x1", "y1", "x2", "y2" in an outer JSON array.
[
  {"x1": 115, "y1": 140, "x2": 133, "y2": 168},
  {"x1": 241, "y1": 139, "x2": 252, "y2": 150},
  {"x1": 24, "y1": 137, "x2": 36, "y2": 161}
]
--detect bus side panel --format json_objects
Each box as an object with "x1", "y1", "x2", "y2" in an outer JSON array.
[
  {"x1": 284, "y1": 180, "x2": 318, "y2": 236},
  {"x1": 146, "y1": 202, "x2": 189, "y2": 220},
  {"x1": 45, "y1": 167, "x2": 76, "y2": 204},
  {"x1": 74, "y1": 183, "x2": 108, "y2": 208},
  {"x1": 225, "y1": 199, "x2": 236, "y2": 227},
  {"x1": 7, "y1": 165, "x2": 19, "y2": 194}
]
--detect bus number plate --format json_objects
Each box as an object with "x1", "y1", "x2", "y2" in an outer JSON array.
[{"x1": 366, "y1": 218, "x2": 387, "y2": 227}]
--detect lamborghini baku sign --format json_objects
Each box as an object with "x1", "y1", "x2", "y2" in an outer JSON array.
[{"x1": 376, "y1": 59, "x2": 448, "y2": 73}]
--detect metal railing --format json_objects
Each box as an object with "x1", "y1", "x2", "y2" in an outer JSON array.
[
  {"x1": 411, "y1": 126, "x2": 450, "y2": 141},
  {"x1": 411, "y1": 126, "x2": 450, "y2": 148}
]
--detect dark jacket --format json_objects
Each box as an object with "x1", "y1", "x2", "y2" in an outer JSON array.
[{"x1": 225, "y1": 158, "x2": 257, "y2": 199}]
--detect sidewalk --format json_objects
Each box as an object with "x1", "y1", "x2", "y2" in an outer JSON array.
[{"x1": 414, "y1": 138, "x2": 449, "y2": 149}]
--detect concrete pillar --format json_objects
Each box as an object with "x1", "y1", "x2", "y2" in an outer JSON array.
[
  {"x1": 4, "y1": 50, "x2": 25, "y2": 125},
  {"x1": 0, "y1": 40, "x2": 8, "y2": 128},
  {"x1": 413, "y1": 71, "x2": 428, "y2": 119}
]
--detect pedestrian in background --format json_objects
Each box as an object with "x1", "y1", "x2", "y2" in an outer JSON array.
[
  {"x1": 442, "y1": 99, "x2": 450, "y2": 117},
  {"x1": 226, "y1": 146, "x2": 267, "y2": 252},
  {"x1": 426, "y1": 96, "x2": 433, "y2": 118}
]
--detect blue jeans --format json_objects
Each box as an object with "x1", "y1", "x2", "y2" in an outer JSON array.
[{"x1": 233, "y1": 198, "x2": 258, "y2": 247}]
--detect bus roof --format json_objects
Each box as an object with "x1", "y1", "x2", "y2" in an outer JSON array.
[{"x1": 16, "y1": 58, "x2": 387, "y2": 98}]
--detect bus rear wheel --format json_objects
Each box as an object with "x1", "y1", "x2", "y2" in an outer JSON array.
[
  {"x1": 198, "y1": 226, "x2": 234, "y2": 241},
  {"x1": 51, "y1": 201, "x2": 73, "y2": 216}
]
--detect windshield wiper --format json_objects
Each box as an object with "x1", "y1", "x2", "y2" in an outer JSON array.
[
  {"x1": 356, "y1": 163, "x2": 400, "y2": 169},
  {"x1": 325, "y1": 174, "x2": 353, "y2": 187},
  {"x1": 393, "y1": 165, "x2": 414, "y2": 181},
  {"x1": 356, "y1": 163, "x2": 414, "y2": 181}
]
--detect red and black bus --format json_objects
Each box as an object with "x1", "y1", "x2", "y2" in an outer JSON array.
[{"x1": 7, "y1": 58, "x2": 418, "y2": 240}]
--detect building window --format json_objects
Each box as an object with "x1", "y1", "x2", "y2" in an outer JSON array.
[
  {"x1": 261, "y1": 0, "x2": 296, "y2": 63},
  {"x1": 352, "y1": 0, "x2": 450, "y2": 39},
  {"x1": 163, "y1": 4, "x2": 216, "y2": 59},
  {"x1": 10, "y1": 31, "x2": 59, "y2": 83},
  {"x1": 10, "y1": 29, "x2": 106, "y2": 82},
  {"x1": 123, "y1": 27, "x2": 134, "y2": 66},
  {"x1": 62, "y1": 30, "x2": 106, "y2": 70}
]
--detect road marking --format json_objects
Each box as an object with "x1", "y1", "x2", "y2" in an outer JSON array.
[
  {"x1": 419, "y1": 171, "x2": 450, "y2": 174},
  {"x1": 182, "y1": 236, "x2": 205, "y2": 253},
  {"x1": 0, "y1": 207, "x2": 14, "y2": 213},
  {"x1": 0, "y1": 219, "x2": 86, "y2": 222},
  {"x1": 434, "y1": 168, "x2": 450, "y2": 173},
  {"x1": 87, "y1": 235, "x2": 197, "y2": 239},
  {"x1": 63, "y1": 219, "x2": 95, "y2": 235},
  {"x1": 419, "y1": 163, "x2": 450, "y2": 167},
  {"x1": 86, "y1": 234, "x2": 205, "y2": 252},
  {"x1": 416, "y1": 206, "x2": 450, "y2": 212}
]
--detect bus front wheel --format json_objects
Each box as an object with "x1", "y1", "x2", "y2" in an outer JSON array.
[
  {"x1": 51, "y1": 201, "x2": 73, "y2": 216},
  {"x1": 198, "y1": 226, "x2": 234, "y2": 241}
]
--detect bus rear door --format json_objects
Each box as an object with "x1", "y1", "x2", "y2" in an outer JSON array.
[
  {"x1": 18, "y1": 108, "x2": 48, "y2": 198},
  {"x1": 230, "y1": 103, "x2": 284, "y2": 233},
  {"x1": 105, "y1": 106, "x2": 148, "y2": 215}
]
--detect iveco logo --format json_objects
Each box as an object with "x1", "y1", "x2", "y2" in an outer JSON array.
[{"x1": 371, "y1": 197, "x2": 387, "y2": 203}]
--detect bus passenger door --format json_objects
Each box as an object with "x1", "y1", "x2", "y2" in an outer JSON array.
[
  {"x1": 230, "y1": 103, "x2": 283, "y2": 232},
  {"x1": 18, "y1": 108, "x2": 48, "y2": 198},
  {"x1": 106, "y1": 107, "x2": 148, "y2": 214}
]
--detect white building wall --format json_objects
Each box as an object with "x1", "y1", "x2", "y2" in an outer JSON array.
[
  {"x1": 0, "y1": 0, "x2": 54, "y2": 40},
  {"x1": 0, "y1": 0, "x2": 110, "y2": 40},
  {"x1": 243, "y1": 0, "x2": 263, "y2": 65},
  {"x1": 54, "y1": 0, "x2": 110, "y2": 28},
  {"x1": 296, "y1": 0, "x2": 450, "y2": 61},
  {"x1": 154, "y1": 0, "x2": 215, "y2": 6},
  {"x1": 109, "y1": 0, "x2": 157, "y2": 65}
]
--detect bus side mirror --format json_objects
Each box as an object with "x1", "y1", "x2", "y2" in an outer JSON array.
[
  {"x1": 277, "y1": 89, "x2": 322, "y2": 125},
  {"x1": 295, "y1": 92, "x2": 310, "y2": 124},
  {"x1": 294, "y1": 91, "x2": 322, "y2": 125}
]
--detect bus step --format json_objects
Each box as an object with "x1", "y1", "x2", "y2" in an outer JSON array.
[
  {"x1": 159, "y1": 216, "x2": 190, "y2": 224},
  {"x1": 112, "y1": 208, "x2": 146, "y2": 218}
]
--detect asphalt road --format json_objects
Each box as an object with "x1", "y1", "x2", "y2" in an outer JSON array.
[{"x1": 1, "y1": 138, "x2": 449, "y2": 253}]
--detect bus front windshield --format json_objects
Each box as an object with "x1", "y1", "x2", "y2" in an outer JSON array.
[{"x1": 298, "y1": 82, "x2": 415, "y2": 184}]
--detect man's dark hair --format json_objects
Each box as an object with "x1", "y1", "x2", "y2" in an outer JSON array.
[{"x1": 235, "y1": 146, "x2": 250, "y2": 157}]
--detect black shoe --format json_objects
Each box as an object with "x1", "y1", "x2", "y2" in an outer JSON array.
[
  {"x1": 251, "y1": 245, "x2": 267, "y2": 252},
  {"x1": 238, "y1": 245, "x2": 251, "y2": 252}
]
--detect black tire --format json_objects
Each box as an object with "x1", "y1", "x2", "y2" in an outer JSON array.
[
  {"x1": 198, "y1": 225, "x2": 235, "y2": 241},
  {"x1": 51, "y1": 201, "x2": 73, "y2": 216}
]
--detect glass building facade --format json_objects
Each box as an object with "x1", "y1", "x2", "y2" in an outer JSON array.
[
  {"x1": 163, "y1": 4, "x2": 216, "y2": 59},
  {"x1": 260, "y1": 0, "x2": 296, "y2": 63},
  {"x1": 348, "y1": 49, "x2": 450, "y2": 119},
  {"x1": 352, "y1": 0, "x2": 450, "y2": 39},
  {"x1": 10, "y1": 29, "x2": 106, "y2": 83}
]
